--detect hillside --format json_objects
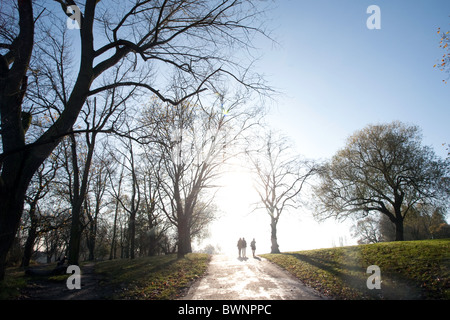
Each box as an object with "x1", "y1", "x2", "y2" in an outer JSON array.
[{"x1": 262, "y1": 239, "x2": 449, "y2": 300}]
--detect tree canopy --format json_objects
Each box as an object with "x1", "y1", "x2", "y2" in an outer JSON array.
[
  {"x1": 314, "y1": 121, "x2": 450, "y2": 241},
  {"x1": 0, "y1": 0, "x2": 271, "y2": 280}
]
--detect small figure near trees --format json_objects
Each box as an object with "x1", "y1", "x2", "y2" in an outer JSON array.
[
  {"x1": 241, "y1": 238, "x2": 247, "y2": 258},
  {"x1": 250, "y1": 238, "x2": 256, "y2": 257},
  {"x1": 237, "y1": 238, "x2": 243, "y2": 258}
]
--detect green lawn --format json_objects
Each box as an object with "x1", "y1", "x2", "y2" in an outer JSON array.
[
  {"x1": 0, "y1": 267, "x2": 28, "y2": 300},
  {"x1": 262, "y1": 239, "x2": 450, "y2": 300},
  {"x1": 94, "y1": 253, "x2": 210, "y2": 299}
]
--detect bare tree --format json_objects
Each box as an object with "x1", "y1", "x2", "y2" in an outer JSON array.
[
  {"x1": 55, "y1": 90, "x2": 129, "y2": 265},
  {"x1": 140, "y1": 147, "x2": 171, "y2": 256},
  {"x1": 106, "y1": 154, "x2": 124, "y2": 260},
  {"x1": 0, "y1": 0, "x2": 270, "y2": 279},
  {"x1": 106, "y1": 117, "x2": 161, "y2": 260},
  {"x1": 85, "y1": 148, "x2": 113, "y2": 261},
  {"x1": 143, "y1": 92, "x2": 262, "y2": 257},
  {"x1": 246, "y1": 131, "x2": 316, "y2": 253},
  {"x1": 117, "y1": 136, "x2": 141, "y2": 260},
  {"x1": 151, "y1": 99, "x2": 228, "y2": 257},
  {"x1": 21, "y1": 158, "x2": 61, "y2": 267}
]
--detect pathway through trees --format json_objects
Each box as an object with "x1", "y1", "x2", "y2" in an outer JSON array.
[
  {"x1": 19, "y1": 255, "x2": 327, "y2": 300},
  {"x1": 182, "y1": 254, "x2": 327, "y2": 300}
]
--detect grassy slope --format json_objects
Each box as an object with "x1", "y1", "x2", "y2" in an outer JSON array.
[
  {"x1": 262, "y1": 239, "x2": 450, "y2": 300},
  {"x1": 94, "y1": 253, "x2": 210, "y2": 299},
  {"x1": 1, "y1": 253, "x2": 210, "y2": 300}
]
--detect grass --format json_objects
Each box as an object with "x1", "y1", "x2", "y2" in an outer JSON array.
[
  {"x1": 0, "y1": 253, "x2": 210, "y2": 300},
  {"x1": 94, "y1": 253, "x2": 210, "y2": 299},
  {"x1": 0, "y1": 267, "x2": 28, "y2": 300},
  {"x1": 262, "y1": 238, "x2": 450, "y2": 300}
]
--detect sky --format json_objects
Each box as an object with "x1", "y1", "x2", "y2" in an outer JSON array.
[
  {"x1": 201, "y1": 0, "x2": 450, "y2": 254},
  {"x1": 261, "y1": 0, "x2": 450, "y2": 161}
]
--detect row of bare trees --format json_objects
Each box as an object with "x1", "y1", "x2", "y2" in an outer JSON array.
[
  {"x1": 0, "y1": 0, "x2": 272, "y2": 280},
  {"x1": 12, "y1": 89, "x2": 264, "y2": 268}
]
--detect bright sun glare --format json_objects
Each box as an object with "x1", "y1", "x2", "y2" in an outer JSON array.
[
  {"x1": 200, "y1": 164, "x2": 357, "y2": 255},
  {"x1": 206, "y1": 167, "x2": 262, "y2": 253}
]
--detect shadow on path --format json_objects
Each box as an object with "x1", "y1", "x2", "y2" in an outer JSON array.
[{"x1": 19, "y1": 263, "x2": 113, "y2": 300}]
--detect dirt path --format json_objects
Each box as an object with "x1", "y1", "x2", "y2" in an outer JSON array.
[
  {"x1": 19, "y1": 263, "x2": 112, "y2": 300},
  {"x1": 182, "y1": 254, "x2": 327, "y2": 300}
]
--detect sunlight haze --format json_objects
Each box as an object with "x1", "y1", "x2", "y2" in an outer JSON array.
[{"x1": 198, "y1": 0, "x2": 450, "y2": 253}]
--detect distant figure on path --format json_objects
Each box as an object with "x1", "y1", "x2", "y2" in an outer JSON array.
[
  {"x1": 241, "y1": 238, "x2": 247, "y2": 258},
  {"x1": 250, "y1": 238, "x2": 256, "y2": 257},
  {"x1": 237, "y1": 238, "x2": 243, "y2": 257}
]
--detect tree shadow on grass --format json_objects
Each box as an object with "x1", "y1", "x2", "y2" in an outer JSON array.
[
  {"x1": 284, "y1": 252, "x2": 422, "y2": 299},
  {"x1": 285, "y1": 252, "x2": 367, "y2": 297}
]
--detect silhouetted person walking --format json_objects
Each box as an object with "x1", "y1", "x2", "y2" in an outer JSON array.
[
  {"x1": 237, "y1": 238, "x2": 243, "y2": 258},
  {"x1": 250, "y1": 238, "x2": 256, "y2": 257},
  {"x1": 242, "y1": 238, "x2": 247, "y2": 258}
]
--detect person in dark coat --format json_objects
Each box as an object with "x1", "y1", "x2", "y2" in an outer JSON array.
[
  {"x1": 237, "y1": 238, "x2": 243, "y2": 257},
  {"x1": 250, "y1": 238, "x2": 256, "y2": 257},
  {"x1": 241, "y1": 238, "x2": 247, "y2": 258}
]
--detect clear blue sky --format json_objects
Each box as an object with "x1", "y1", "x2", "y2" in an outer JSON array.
[{"x1": 255, "y1": 0, "x2": 450, "y2": 160}]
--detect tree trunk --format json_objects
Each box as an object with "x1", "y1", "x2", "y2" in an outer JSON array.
[
  {"x1": 21, "y1": 222, "x2": 37, "y2": 268},
  {"x1": 394, "y1": 219, "x2": 404, "y2": 241},
  {"x1": 0, "y1": 194, "x2": 26, "y2": 280},
  {"x1": 109, "y1": 200, "x2": 119, "y2": 260},
  {"x1": 393, "y1": 204, "x2": 405, "y2": 241},
  {"x1": 177, "y1": 215, "x2": 192, "y2": 258},
  {"x1": 270, "y1": 217, "x2": 280, "y2": 254},
  {"x1": 21, "y1": 192, "x2": 42, "y2": 267},
  {"x1": 87, "y1": 201, "x2": 100, "y2": 261},
  {"x1": 67, "y1": 202, "x2": 83, "y2": 265},
  {"x1": 148, "y1": 229, "x2": 157, "y2": 256},
  {"x1": 148, "y1": 238, "x2": 156, "y2": 256},
  {"x1": 0, "y1": 0, "x2": 34, "y2": 281},
  {"x1": 129, "y1": 213, "x2": 136, "y2": 259},
  {"x1": 87, "y1": 222, "x2": 96, "y2": 261}
]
